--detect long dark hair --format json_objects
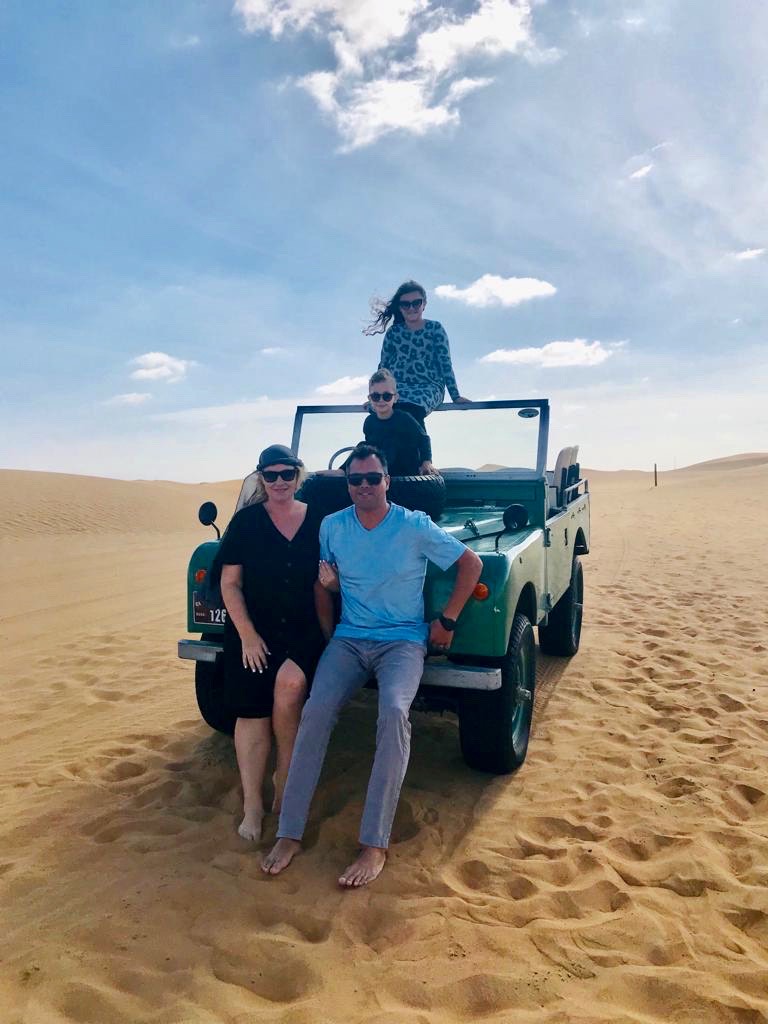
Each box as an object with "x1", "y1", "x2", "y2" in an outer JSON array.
[{"x1": 363, "y1": 280, "x2": 426, "y2": 336}]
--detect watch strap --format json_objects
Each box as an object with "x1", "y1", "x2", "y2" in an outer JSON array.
[{"x1": 439, "y1": 613, "x2": 457, "y2": 631}]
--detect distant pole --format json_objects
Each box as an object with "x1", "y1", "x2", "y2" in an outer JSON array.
[{"x1": 654, "y1": 463, "x2": 658, "y2": 487}]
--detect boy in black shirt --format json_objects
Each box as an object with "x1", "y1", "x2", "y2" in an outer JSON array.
[{"x1": 363, "y1": 369, "x2": 435, "y2": 476}]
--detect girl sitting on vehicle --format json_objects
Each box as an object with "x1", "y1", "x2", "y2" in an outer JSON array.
[{"x1": 364, "y1": 280, "x2": 471, "y2": 427}]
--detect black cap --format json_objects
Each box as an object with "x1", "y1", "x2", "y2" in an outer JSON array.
[{"x1": 257, "y1": 444, "x2": 303, "y2": 471}]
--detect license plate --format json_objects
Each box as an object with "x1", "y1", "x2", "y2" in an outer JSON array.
[{"x1": 193, "y1": 591, "x2": 227, "y2": 626}]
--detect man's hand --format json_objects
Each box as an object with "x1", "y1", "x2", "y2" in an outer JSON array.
[
  {"x1": 241, "y1": 631, "x2": 270, "y2": 673},
  {"x1": 318, "y1": 560, "x2": 340, "y2": 592},
  {"x1": 419, "y1": 460, "x2": 438, "y2": 475},
  {"x1": 428, "y1": 619, "x2": 454, "y2": 652}
]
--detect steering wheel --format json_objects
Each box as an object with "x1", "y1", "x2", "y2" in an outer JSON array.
[{"x1": 328, "y1": 446, "x2": 357, "y2": 471}]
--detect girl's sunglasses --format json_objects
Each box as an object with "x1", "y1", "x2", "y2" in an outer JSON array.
[
  {"x1": 399, "y1": 298, "x2": 424, "y2": 310},
  {"x1": 261, "y1": 468, "x2": 298, "y2": 482},
  {"x1": 347, "y1": 472, "x2": 384, "y2": 486},
  {"x1": 369, "y1": 391, "x2": 394, "y2": 402}
]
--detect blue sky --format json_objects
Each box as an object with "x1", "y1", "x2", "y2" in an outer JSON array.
[{"x1": 2, "y1": 0, "x2": 766, "y2": 480}]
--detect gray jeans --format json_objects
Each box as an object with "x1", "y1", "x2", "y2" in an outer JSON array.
[{"x1": 277, "y1": 636, "x2": 426, "y2": 849}]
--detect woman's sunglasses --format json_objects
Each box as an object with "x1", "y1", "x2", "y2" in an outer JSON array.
[
  {"x1": 399, "y1": 298, "x2": 423, "y2": 310},
  {"x1": 261, "y1": 468, "x2": 298, "y2": 482},
  {"x1": 347, "y1": 472, "x2": 384, "y2": 486},
  {"x1": 369, "y1": 391, "x2": 394, "y2": 403}
]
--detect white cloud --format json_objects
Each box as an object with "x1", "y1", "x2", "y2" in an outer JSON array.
[
  {"x1": 480, "y1": 339, "x2": 624, "y2": 368},
  {"x1": 415, "y1": 0, "x2": 532, "y2": 78},
  {"x1": 170, "y1": 34, "x2": 201, "y2": 50},
  {"x1": 729, "y1": 248, "x2": 765, "y2": 261},
  {"x1": 129, "y1": 351, "x2": 195, "y2": 383},
  {"x1": 154, "y1": 396, "x2": 299, "y2": 425},
  {"x1": 236, "y1": 0, "x2": 542, "y2": 150},
  {"x1": 629, "y1": 163, "x2": 653, "y2": 180},
  {"x1": 435, "y1": 273, "x2": 556, "y2": 307},
  {"x1": 235, "y1": 0, "x2": 426, "y2": 52},
  {"x1": 259, "y1": 346, "x2": 289, "y2": 355},
  {"x1": 103, "y1": 392, "x2": 152, "y2": 406},
  {"x1": 315, "y1": 375, "x2": 368, "y2": 395}
]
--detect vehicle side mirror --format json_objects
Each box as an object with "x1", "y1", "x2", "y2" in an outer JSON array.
[
  {"x1": 503, "y1": 504, "x2": 528, "y2": 531},
  {"x1": 495, "y1": 504, "x2": 529, "y2": 550},
  {"x1": 198, "y1": 501, "x2": 220, "y2": 539}
]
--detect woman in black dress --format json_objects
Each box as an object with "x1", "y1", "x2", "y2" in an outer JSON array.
[{"x1": 219, "y1": 444, "x2": 325, "y2": 842}]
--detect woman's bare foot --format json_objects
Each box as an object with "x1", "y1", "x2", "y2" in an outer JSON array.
[
  {"x1": 261, "y1": 837, "x2": 301, "y2": 874},
  {"x1": 338, "y1": 846, "x2": 387, "y2": 888},
  {"x1": 238, "y1": 809, "x2": 264, "y2": 842}
]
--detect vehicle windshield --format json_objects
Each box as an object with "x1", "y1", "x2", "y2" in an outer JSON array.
[{"x1": 291, "y1": 400, "x2": 548, "y2": 476}]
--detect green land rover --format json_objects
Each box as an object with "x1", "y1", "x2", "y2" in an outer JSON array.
[{"x1": 178, "y1": 399, "x2": 589, "y2": 774}]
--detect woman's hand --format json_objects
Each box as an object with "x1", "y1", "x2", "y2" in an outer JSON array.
[
  {"x1": 241, "y1": 631, "x2": 270, "y2": 673},
  {"x1": 453, "y1": 395, "x2": 472, "y2": 404},
  {"x1": 318, "y1": 560, "x2": 340, "y2": 593},
  {"x1": 419, "y1": 460, "x2": 438, "y2": 475}
]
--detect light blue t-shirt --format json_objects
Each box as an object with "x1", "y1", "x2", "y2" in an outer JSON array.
[{"x1": 320, "y1": 503, "x2": 466, "y2": 645}]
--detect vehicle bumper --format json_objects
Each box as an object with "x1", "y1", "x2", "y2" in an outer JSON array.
[{"x1": 177, "y1": 639, "x2": 501, "y2": 691}]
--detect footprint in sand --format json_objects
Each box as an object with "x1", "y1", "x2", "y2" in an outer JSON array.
[
  {"x1": 716, "y1": 692, "x2": 746, "y2": 712},
  {"x1": 211, "y1": 946, "x2": 321, "y2": 1003}
]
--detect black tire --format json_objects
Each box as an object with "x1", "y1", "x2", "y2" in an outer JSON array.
[
  {"x1": 195, "y1": 656, "x2": 236, "y2": 735},
  {"x1": 538, "y1": 557, "x2": 583, "y2": 656},
  {"x1": 298, "y1": 473, "x2": 446, "y2": 520},
  {"x1": 458, "y1": 612, "x2": 536, "y2": 774}
]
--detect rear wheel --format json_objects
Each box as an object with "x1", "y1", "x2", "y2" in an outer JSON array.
[
  {"x1": 538, "y1": 557, "x2": 583, "y2": 656},
  {"x1": 195, "y1": 656, "x2": 236, "y2": 735},
  {"x1": 458, "y1": 612, "x2": 536, "y2": 774}
]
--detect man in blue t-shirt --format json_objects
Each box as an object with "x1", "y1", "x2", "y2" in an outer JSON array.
[{"x1": 262, "y1": 444, "x2": 482, "y2": 888}]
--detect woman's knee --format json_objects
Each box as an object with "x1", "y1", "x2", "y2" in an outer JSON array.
[{"x1": 274, "y1": 662, "x2": 307, "y2": 707}]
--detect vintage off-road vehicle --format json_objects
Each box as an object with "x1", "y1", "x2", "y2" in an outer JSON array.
[{"x1": 178, "y1": 399, "x2": 589, "y2": 774}]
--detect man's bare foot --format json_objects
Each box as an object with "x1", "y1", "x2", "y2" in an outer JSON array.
[
  {"x1": 338, "y1": 846, "x2": 387, "y2": 888},
  {"x1": 237, "y1": 809, "x2": 264, "y2": 842},
  {"x1": 261, "y1": 837, "x2": 301, "y2": 875}
]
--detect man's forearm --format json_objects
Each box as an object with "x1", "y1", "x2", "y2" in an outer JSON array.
[{"x1": 442, "y1": 550, "x2": 482, "y2": 620}]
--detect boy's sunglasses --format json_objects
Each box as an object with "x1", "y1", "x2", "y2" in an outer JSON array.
[
  {"x1": 347, "y1": 472, "x2": 384, "y2": 487},
  {"x1": 399, "y1": 298, "x2": 424, "y2": 310},
  {"x1": 261, "y1": 468, "x2": 298, "y2": 482},
  {"x1": 369, "y1": 391, "x2": 394, "y2": 403}
]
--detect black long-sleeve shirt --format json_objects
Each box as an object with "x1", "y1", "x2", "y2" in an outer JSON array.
[{"x1": 363, "y1": 409, "x2": 432, "y2": 476}]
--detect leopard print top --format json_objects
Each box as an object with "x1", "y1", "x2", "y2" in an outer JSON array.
[{"x1": 378, "y1": 320, "x2": 460, "y2": 414}]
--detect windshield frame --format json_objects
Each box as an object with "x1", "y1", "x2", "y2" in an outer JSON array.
[{"x1": 290, "y1": 398, "x2": 550, "y2": 478}]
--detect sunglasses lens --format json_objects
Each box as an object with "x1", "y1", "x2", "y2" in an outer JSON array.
[
  {"x1": 399, "y1": 298, "x2": 422, "y2": 310},
  {"x1": 369, "y1": 392, "x2": 394, "y2": 403},
  {"x1": 263, "y1": 468, "x2": 296, "y2": 482},
  {"x1": 348, "y1": 473, "x2": 383, "y2": 486}
]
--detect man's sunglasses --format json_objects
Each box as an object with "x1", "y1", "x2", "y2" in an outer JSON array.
[
  {"x1": 347, "y1": 472, "x2": 384, "y2": 487},
  {"x1": 399, "y1": 298, "x2": 424, "y2": 310},
  {"x1": 261, "y1": 468, "x2": 298, "y2": 482},
  {"x1": 369, "y1": 391, "x2": 394, "y2": 403}
]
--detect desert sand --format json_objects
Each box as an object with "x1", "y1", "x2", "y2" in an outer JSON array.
[{"x1": 1, "y1": 459, "x2": 767, "y2": 1023}]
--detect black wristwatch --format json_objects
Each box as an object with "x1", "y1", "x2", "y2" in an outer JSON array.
[{"x1": 439, "y1": 613, "x2": 457, "y2": 631}]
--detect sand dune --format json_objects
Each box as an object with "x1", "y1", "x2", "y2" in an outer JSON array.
[{"x1": 1, "y1": 463, "x2": 767, "y2": 1023}]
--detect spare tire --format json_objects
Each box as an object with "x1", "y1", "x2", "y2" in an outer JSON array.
[{"x1": 298, "y1": 473, "x2": 446, "y2": 521}]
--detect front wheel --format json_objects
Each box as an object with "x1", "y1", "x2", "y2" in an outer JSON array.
[
  {"x1": 195, "y1": 657, "x2": 236, "y2": 735},
  {"x1": 458, "y1": 612, "x2": 536, "y2": 774},
  {"x1": 538, "y1": 557, "x2": 584, "y2": 656}
]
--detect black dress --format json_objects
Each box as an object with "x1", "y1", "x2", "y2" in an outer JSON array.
[{"x1": 219, "y1": 502, "x2": 324, "y2": 719}]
